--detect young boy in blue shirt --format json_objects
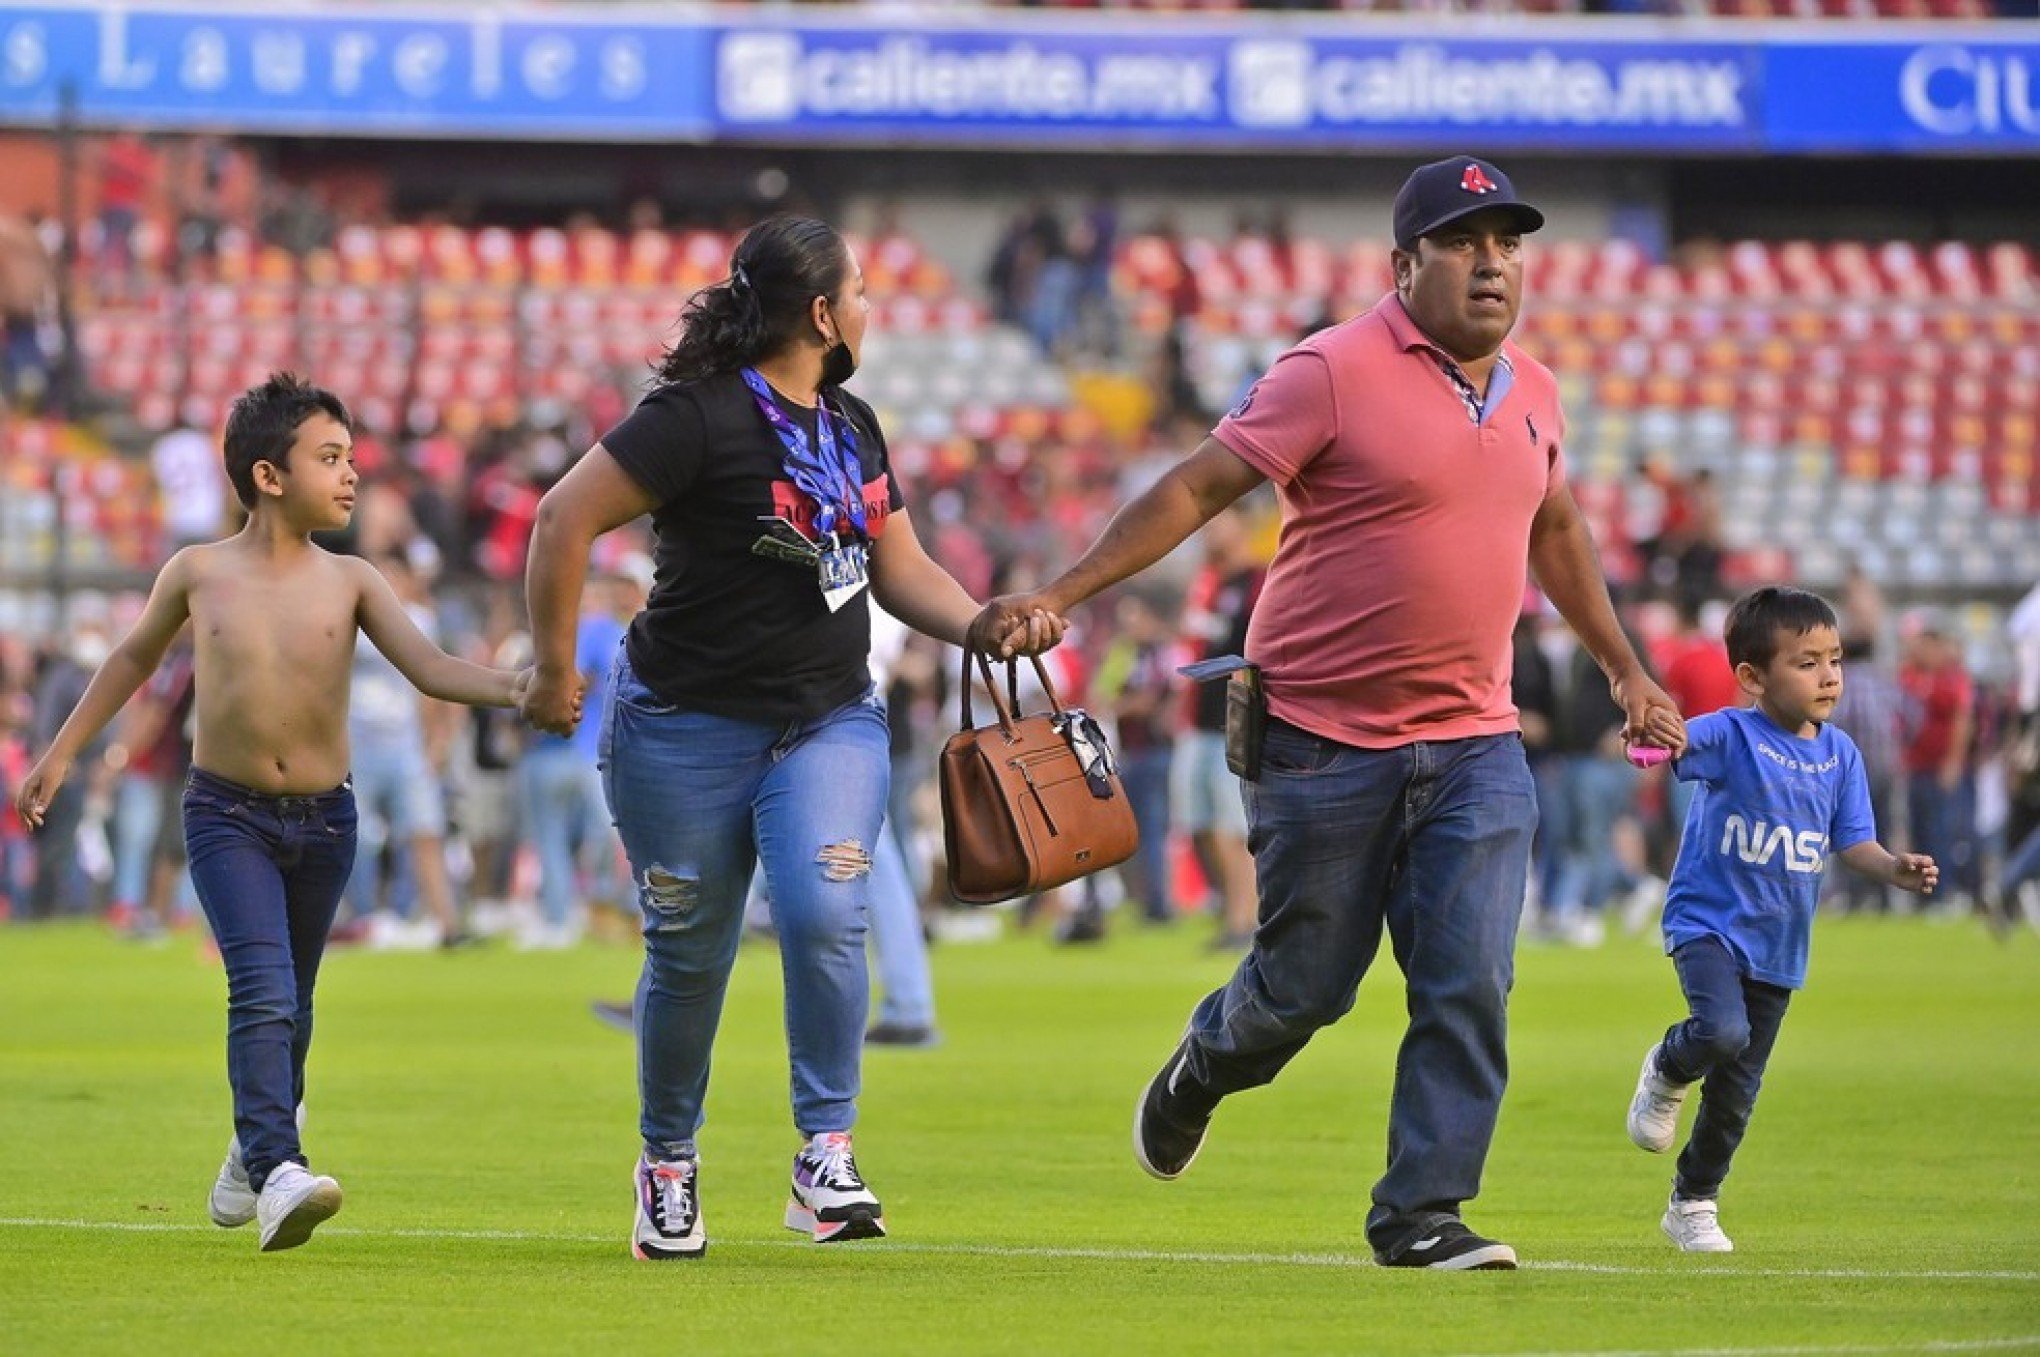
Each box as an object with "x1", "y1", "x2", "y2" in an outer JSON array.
[{"x1": 1625, "y1": 586, "x2": 1937, "y2": 1253}]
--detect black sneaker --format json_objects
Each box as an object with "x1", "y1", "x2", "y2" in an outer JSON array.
[
  {"x1": 1374, "y1": 1219, "x2": 1518, "y2": 1271},
  {"x1": 864, "y1": 1022, "x2": 940, "y2": 1048},
  {"x1": 1132, "y1": 1037, "x2": 1217, "y2": 1180}
]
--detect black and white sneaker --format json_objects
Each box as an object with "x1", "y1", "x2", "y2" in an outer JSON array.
[
  {"x1": 632, "y1": 1154, "x2": 706, "y2": 1260},
  {"x1": 1133, "y1": 1036, "x2": 1217, "y2": 1181},
  {"x1": 1374, "y1": 1220, "x2": 1519, "y2": 1271},
  {"x1": 786, "y1": 1133, "x2": 886, "y2": 1243}
]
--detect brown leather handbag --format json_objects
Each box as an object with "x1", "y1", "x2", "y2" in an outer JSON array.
[{"x1": 939, "y1": 650, "x2": 1138, "y2": 906}]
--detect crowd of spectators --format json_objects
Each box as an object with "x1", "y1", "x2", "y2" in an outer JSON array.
[{"x1": 2, "y1": 132, "x2": 2035, "y2": 953}]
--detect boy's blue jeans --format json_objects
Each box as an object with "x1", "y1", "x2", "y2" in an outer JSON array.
[
  {"x1": 1657, "y1": 935, "x2": 1792, "y2": 1201},
  {"x1": 1175, "y1": 721, "x2": 1538, "y2": 1254},
  {"x1": 181, "y1": 768, "x2": 357, "y2": 1190},
  {"x1": 600, "y1": 654, "x2": 888, "y2": 1156}
]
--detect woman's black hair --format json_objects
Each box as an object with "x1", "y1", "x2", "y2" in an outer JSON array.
[{"x1": 655, "y1": 216, "x2": 850, "y2": 385}]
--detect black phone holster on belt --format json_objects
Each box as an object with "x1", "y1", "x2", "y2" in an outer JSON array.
[{"x1": 1178, "y1": 654, "x2": 1265, "y2": 783}]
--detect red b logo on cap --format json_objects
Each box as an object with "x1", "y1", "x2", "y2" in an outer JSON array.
[{"x1": 1461, "y1": 164, "x2": 1499, "y2": 196}]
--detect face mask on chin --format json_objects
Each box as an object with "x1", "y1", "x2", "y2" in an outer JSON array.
[{"x1": 820, "y1": 338, "x2": 857, "y2": 387}]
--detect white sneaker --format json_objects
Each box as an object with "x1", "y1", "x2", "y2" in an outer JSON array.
[
  {"x1": 1626, "y1": 1042, "x2": 1689, "y2": 1153},
  {"x1": 785, "y1": 1132, "x2": 885, "y2": 1243},
  {"x1": 255, "y1": 1161, "x2": 342, "y2": 1252},
  {"x1": 631, "y1": 1154, "x2": 706, "y2": 1260},
  {"x1": 1661, "y1": 1196, "x2": 1734, "y2": 1252},
  {"x1": 210, "y1": 1103, "x2": 307, "y2": 1228}
]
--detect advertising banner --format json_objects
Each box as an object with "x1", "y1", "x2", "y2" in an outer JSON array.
[
  {"x1": 0, "y1": 6, "x2": 2031, "y2": 156},
  {"x1": 0, "y1": 4, "x2": 714, "y2": 139}
]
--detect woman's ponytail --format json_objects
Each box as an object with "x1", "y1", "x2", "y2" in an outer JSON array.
[{"x1": 653, "y1": 217, "x2": 848, "y2": 387}]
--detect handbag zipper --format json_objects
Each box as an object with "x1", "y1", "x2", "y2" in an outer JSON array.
[{"x1": 1010, "y1": 758, "x2": 1060, "y2": 836}]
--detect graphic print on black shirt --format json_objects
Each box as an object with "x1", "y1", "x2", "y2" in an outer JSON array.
[{"x1": 598, "y1": 371, "x2": 905, "y2": 724}]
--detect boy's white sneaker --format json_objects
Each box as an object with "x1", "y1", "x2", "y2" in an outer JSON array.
[
  {"x1": 255, "y1": 1162, "x2": 343, "y2": 1252},
  {"x1": 1626, "y1": 1042, "x2": 1689, "y2": 1153},
  {"x1": 1661, "y1": 1197, "x2": 1734, "y2": 1252},
  {"x1": 209, "y1": 1137, "x2": 258, "y2": 1227},
  {"x1": 210, "y1": 1104, "x2": 307, "y2": 1228}
]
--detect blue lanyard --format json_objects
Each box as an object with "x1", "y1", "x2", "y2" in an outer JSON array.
[{"x1": 739, "y1": 368, "x2": 868, "y2": 543}]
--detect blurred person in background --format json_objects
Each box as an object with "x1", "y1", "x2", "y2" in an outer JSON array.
[
  {"x1": 1172, "y1": 504, "x2": 1262, "y2": 952},
  {"x1": 27, "y1": 620, "x2": 116, "y2": 919},
  {"x1": 1655, "y1": 594, "x2": 1742, "y2": 837},
  {"x1": 95, "y1": 132, "x2": 156, "y2": 292},
  {"x1": 344, "y1": 551, "x2": 470, "y2": 949},
  {"x1": 521, "y1": 216, "x2": 1060, "y2": 1259},
  {"x1": 105, "y1": 632, "x2": 196, "y2": 940},
  {"x1": 860, "y1": 609, "x2": 938, "y2": 1046},
  {"x1": 1512, "y1": 608, "x2": 1563, "y2": 923},
  {"x1": 1995, "y1": 580, "x2": 2040, "y2": 928},
  {"x1": 0, "y1": 684, "x2": 33, "y2": 917},
  {"x1": 1543, "y1": 620, "x2": 1659, "y2": 947},
  {"x1": 514, "y1": 563, "x2": 637, "y2": 951},
  {"x1": 0, "y1": 213, "x2": 53, "y2": 410},
  {"x1": 881, "y1": 631, "x2": 944, "y2": 914},
  {"x1": 971, "y1": 156, "x2": 1683, "y2": 1270},
  {"x1": 1899, "y1": 613, "x2": 1976, "y2": 913},
  {"x1": 152, "y1": 409, "x2": 231, "y2": 551},
  {"x1": 1826, "y1": 632, "x2": 1908, "y2": 915},
  {"x1": 447, "y1": 596, "x2": 528, "y2": 936},
  {"x1": 1095, "y1": 590, "x2": 1181, "y2": 925}
]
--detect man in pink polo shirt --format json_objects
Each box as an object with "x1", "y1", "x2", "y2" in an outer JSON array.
[{"x1": 969, "y1": 156, "x2": 1685, "y2": 1270}]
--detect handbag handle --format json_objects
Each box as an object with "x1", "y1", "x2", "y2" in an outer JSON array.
[{"x1": 957, "y1": 649, "x2": 1065, "y2": 737}]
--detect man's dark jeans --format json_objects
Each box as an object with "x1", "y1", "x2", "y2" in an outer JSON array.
[
  {"x1": 1657, "y1": 935, "x2": 1792, "y2": 1202},
  {"x1": 1173, "y1": 720, "x2": 1538, "y2": 1254},
  {"x1": 183, "y1": 768, "x2": 356, "y2": 1190}
]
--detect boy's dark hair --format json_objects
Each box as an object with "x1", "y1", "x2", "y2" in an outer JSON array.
[
  {"x1": 222, "y1": 372, "x2": 352, "y2": 509},
  {"x1": 1723, "y1": 586, "x2": 1839, "y2": 670}
]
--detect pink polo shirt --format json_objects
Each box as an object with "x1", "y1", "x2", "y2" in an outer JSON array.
[{"x1": 1213, "y1": 294, "x2": 1567, "y2": 750}]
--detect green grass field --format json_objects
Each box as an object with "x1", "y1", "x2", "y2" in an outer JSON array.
[{"x1": 3, "y1": 913, "x2": 2036, "y2": 1355}]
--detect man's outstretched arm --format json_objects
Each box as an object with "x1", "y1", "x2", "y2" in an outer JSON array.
[{"x1": 966, "y1": 438, "x2": 1266, "y2": 656}]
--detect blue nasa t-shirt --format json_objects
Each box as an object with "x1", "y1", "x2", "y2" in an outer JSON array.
[{"x1": 1664, "y1": 706, "x2": 1876, "y2": 989}]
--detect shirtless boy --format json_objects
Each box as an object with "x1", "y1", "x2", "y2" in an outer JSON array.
[{"x1": 16, "y1": 373, "x2": 539, "y2": 1251}]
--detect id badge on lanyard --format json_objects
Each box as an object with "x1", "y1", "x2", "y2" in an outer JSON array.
[
  {"x1": 818, "y1": 533, "x2": 869, "y2": 613},
  {"x1": 739, "y1": 368, "x2": 873, "y2": 612}
]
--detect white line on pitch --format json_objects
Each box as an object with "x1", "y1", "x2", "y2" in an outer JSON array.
[
  {"x1": 1477, "y1": 1340, "x2": 2040, "y2": 1357},
  {"x1": 4, "y1": 1216, "x2": 2038, "y2": 1285}
]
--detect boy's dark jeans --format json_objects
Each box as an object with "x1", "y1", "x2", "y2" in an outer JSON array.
[
  {"x1": 1658, "y1": 935, "x2": 1792, "y2": 1202},
  {"x1": 182, "y1": 768, "x2": 356, "y2": 1191}
]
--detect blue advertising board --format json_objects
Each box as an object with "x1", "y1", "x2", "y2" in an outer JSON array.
[
  {"x1": 1766, "y1": 38, "x2": 2040, "y2": 153},
  {"x1": 711, "y1": 26, "x2": 1760, "y2": 151},
  {"x1": 0, "y1": 4, "x2": 715, "y2": 139},
  {"x1": 0, "y1": 4, "x2": 2032, "y2": 156}
]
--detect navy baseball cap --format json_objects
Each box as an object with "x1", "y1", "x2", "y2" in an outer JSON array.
[{"x1": 1392, "y1": 156, "x2": 1545, "y2": 251}]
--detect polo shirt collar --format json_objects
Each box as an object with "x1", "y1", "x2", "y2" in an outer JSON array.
[{"x1": 1379, "y1": 294, "x2": 1517, "y2": 424}]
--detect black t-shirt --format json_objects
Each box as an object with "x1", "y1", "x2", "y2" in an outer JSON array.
[{"x1": 599, "y1": 372, "x2": 905, "y2": 724}]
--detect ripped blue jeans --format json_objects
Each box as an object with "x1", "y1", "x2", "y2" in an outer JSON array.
[{"x1": 600, "y1": 652, "x2": 889, "y2": 1156}]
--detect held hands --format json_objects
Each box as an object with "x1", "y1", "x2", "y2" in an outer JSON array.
[
  {"x1": 517, "y1": 665, "x2": 586, "y2": 737},
  {"x1": 1613, "y1": 669, "x2": 1688, "y2": 760},
  {"x1": 964, "y1": 594, "x2": 1070, "y2": 659},
  {"x1": 13, "y1": 755, "x2": 69, "y2": 830},
  {"x1": 1891, "y1": 852, "x2": 1939, "y2": 896}
]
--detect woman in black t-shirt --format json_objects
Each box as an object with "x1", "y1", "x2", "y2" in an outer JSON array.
[{"x1": 522, "y1": 217, "x2": 1060, "y2": 1261}]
